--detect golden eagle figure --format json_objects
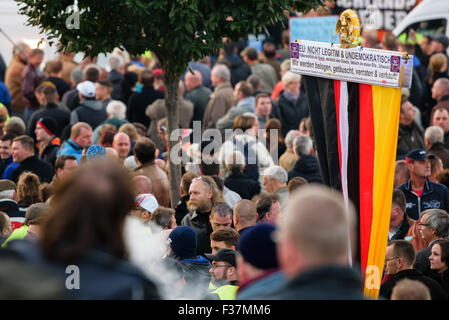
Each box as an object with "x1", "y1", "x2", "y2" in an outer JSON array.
[{"x1": 335, "y1": 9, "x2": 361, "y2": 48}]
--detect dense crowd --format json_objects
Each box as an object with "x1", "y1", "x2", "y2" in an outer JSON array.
[{"x1": 0, "y1": 26, "x2": 448, "y2": 300}]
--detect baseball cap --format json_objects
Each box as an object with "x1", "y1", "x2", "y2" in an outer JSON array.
[
  {"x1": 205, "y1": 248, "x2": 237, "y2": 268},
  {"x1": 76, "y1": 80, "x2": 96, "y2": 98},
  {"x1": 135, "y1": 193, "x2": 158, "y2": 213},
  {"x1": 405, "y1": 149, "x2": 435, "y2": 163}
]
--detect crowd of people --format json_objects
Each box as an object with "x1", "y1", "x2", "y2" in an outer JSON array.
[{"x1": 0, "y1": 25, "x2": 447, "y2": 300}]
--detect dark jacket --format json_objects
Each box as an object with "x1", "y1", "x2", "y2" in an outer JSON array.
[
  {"x1": 224, "y1": 54, "x2": 252, "y2": 87},
  {"x1": 38, "y1": 136, "x2": 61, "y2": 167},
  {"x1": 429, "y1": 142, "x2": 449, "y2": 169},
  {"x1": 429, "y1": 268, "x2": 449, "y2": 296},
  {"x1": 398, "y1": 179, "x2": 449, "y2": 220},
  {"x1": 380, "y1": 269, "x2": 447, "y2": 300},
  {"x1": 10, "y1": 155, "x2": 55, "y2": 183},
  {"x1": 108, "y1": 70, "x2": 123, "y2": 100},
  {"x1": 46, "y1": 76, "x2": 71, "y2": 99},
  {"x1": 175, "y1": 195, "x2": 190, "y2": 226},
  {"x1": 127, "y1": 86, "x2": 164, "y2": 127},
  {"x1": 27, "y1": 102, "x2": 71, "y2": 140},
  {"x1": 70, "y1": 100, "x2": 107, "y2": 130},
  {"x1": 179, "y1": 256, "x2": 211, "y2": 298},
  {"x1": 21, "y1": 64, "x2": 44, "y2": 110},
  {"x1": 2, "y1": 239, "x2": 160, "y2": 300},
  {"x1": 224, "y1": 172, "x2": 260, "y2": 200},
  {"x1": 61, "y1": 88, "x2": 80, "y2": 111},
  {"x1": 390, "y1": 215, "x2": 414, "y2": 241},
  {"x1": 265, "y1": 265, "x2": 365, "y2": 300},
  {"x1": 396, "y1": 122, "x2": 425, "y2": 160},
  {"x1": 277, "y1": 92, "x2": 309, "y2": 138},
  {"x1": 184, "y1": 85, "x2": 212, "y2": 126},
  {"x1": 287, "y1": 155, "x2": 323, "y2": 184},
  {"x1": 0, "y1": 157, "x2": 13, "y2": 177},
  {"x1": 415, "y1": 239, "x2": 442, "y2": 276},
  {"x1": 181, "y1": 210, "x2": 213, "y2": 256}
]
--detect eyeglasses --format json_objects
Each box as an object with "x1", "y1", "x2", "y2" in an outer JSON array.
[
  {"x1": 418, "y1": 223, "x2": 430, "y2": 227},
  {"x1": 385, "y1": 257, "x2": 399, "y2": 262},
  {"x1": 264, "y1": 177, "x2": 274, "y2": 186}
]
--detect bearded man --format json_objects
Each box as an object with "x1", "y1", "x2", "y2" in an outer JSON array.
[{"x1": 181, "y1": 175, "x2": 225, "y2": 256}]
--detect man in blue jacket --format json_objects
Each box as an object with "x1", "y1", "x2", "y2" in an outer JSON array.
[
  {"x1": 398, "y1": 149, "x2": 449, "y2": 220},
  {"x1": 57, "y1": 122, "x2": 93, "y2": 163}
]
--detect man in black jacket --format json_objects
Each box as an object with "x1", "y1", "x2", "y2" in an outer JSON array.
[
  {"x1": 380, "y1": 240, "x2": 446, "y2": 300},
  {"x1": 10, "y1": 135, "x2": 54, "y2": 183},
  {"x1": 70, "y1": 80, "x2": 107, "y2": 130},
  {"x1": 287, "y1": 135, "x2": 323, "y2": 184},
  {"x1": 398, "y1": 149, "x2": 449, "y2": 220},
  {"x1": 389, "y1": 189, "x2": 414, "y2": 241}
]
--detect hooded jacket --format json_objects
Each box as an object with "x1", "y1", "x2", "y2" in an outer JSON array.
[
  {"x1": 287, "y1": 154, "x2": 323, "y2": 184},
  {"x1": 70, "y1": 99, "x2": 107, "y2": 130}
]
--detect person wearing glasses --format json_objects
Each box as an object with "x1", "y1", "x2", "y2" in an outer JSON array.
[
  {"x1": 380, "y1": 240, "x2": 446, "y2": 300},
  {"x1": 204, "y1": 248, "x2": 239, "y2": 300},
  {"x1": 414, "y1": 209, "x2": 449, "y2": 277}
]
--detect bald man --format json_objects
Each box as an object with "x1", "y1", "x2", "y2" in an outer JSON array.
[
  {"x1": 233, "y1": 199, "x2": 258, "y2": 236},
  {"x1": 105, "y1": 147, "x2": 118, "y2": 160},
  {"x1": 184, "y1": 70, "x2": 212, "y2": 126},
  {"x1": 133, "y1": 175, "x2": 152, "y2": 195},
  {"x1": 112, "y1": 132, "x2": 131, "y2": 164}
]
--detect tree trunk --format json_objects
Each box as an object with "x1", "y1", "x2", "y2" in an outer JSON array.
[{"x1": 162, "y1": 67, "x2": 182, "y2": 208}]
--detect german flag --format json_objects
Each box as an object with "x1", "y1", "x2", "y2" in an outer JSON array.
[{"x1": 303, "y1": 76, "x2": 402, "y2": 298}]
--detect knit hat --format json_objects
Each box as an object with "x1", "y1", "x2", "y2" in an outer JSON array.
[
  {"x1": 37, "y1": 117, "x2": 58, "y2": 136},
  {"x1": 135, "y1": 193, "x2": 158, "y2": 213},
  {"x1": 168, "y1": 226, "x2": 197, "y2": 260},
  {"x1": 205, "y1": 248, "x2": 238, "y2": 268},
  {"x1": 76, "y1": 80, "x2": 96, "y2": 98},
  {"x1": 237, "y1": 223, "x2": 278, "y2": 270},
  {"x1": 86, "y1": 144, "x2": 107, "y2": 160}
]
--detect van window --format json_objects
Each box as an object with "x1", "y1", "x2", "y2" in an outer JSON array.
[{"x1": 406, "y1": 19, "x2": 447, "y2": 36}]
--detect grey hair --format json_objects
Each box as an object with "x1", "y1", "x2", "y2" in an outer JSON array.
[
  {"x1": 293, "y1": 135, "x2": 313, "y2": 157},
  {"x1": 263, "y1": 165, "x2": 288, "y2": 183},
  {"x1": 282, "y1": 71, "x2": 301, "y2": 87},
  {"x1": 425, "y1": 126, "x2": 444, "y2": 145},
  {"x1": 425, "y1": 209, "x2": 449, "y2": 238},
  {"x1": 285, "y1": 130, "x2": 302, "y2": 149},
  {"x1": 106, "y1": 100, "x2": 127, "y2": 120},
  {"x1": 212, "y1": 64, "x2": 230, "y2": 82},
  {"x1": 280, "y1": 59, "x2": 291, "y2": 72},
  {"x1": 107, "y1": 54, "x2": 124, "y2": 71},
  {"x1": 70, "y1": 68, "x2": 84, "y2": 83},
  {"x1": 7, "y1": 117, "x2": 26, "y2": 133}
]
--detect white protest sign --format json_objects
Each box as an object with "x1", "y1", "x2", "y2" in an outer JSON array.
[{"x1": 290, "y1": 40, "x2": 413, "y2": 88}]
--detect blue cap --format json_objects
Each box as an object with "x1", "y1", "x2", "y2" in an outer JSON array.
[{"x1": 405, "y1": 149, "x2": 435, "y2": 162}]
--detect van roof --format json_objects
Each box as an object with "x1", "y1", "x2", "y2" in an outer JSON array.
[{"x1": 393, "y1": 0, "x2": 449, "y2": 37}]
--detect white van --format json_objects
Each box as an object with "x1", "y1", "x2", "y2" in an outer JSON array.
[{"x1": 392, "y1": 0, "x2": 449, "y2": 39}]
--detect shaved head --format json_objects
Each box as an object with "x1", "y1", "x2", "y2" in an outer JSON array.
[{"x1": 133, "y1": 175, "x2": 152, "y2": 195}]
